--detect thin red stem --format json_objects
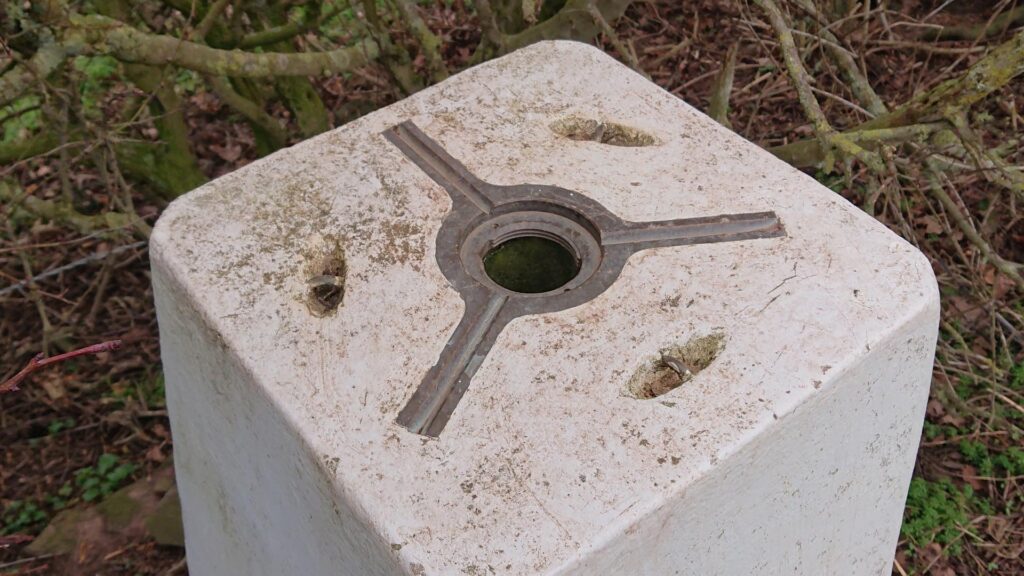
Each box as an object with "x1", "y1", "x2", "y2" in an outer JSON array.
[{"x1": 0, "y1": 340, "x2": 122, "y2": 394}]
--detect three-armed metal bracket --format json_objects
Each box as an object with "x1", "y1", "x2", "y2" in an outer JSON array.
[{"x1": 383, "y1": 121, "x2": 786, "y2": 436}]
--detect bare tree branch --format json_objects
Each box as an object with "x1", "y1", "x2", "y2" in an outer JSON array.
[{"x1": 923, "y1": 5, "x2": 1024, "y2": 41}]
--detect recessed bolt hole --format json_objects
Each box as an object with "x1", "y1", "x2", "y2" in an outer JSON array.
[
  {"x1": 627, "y1": 333, "x2": 725, "y2": 399},
  {"x1": 550, "y1": 116, "x2": 658, "y2": 147},
  {"x1": 483, "y1": 236, "x2": 580, "y2": 294},
  {"x1": 306, "y1": 254, "x2": 346, "y2": 317}
]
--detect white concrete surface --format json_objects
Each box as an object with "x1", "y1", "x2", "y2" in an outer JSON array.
[{"x1": 152, "y1": 40, "x2": 940, "y2": 575}]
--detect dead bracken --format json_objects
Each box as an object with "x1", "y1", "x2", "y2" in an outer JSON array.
[
  {"x1": 626, "y1": 332, "x2": 726, "y2": 399},
  {"x1": 550, "y1": 115, "x2": 658, "y2": 147}
]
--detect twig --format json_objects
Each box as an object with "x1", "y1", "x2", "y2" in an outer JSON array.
[
  {"x1": 708, "y1": 43, "x2": 739, "y2": 127},
  {"x1": 0, "y1": 553, "x2": 60, "y2": 570},
  {"x1": 809, "y1": 85, "x2": 874, "y2": 118},
  {"x1": 85, "y1": 246, "x2": 116, "y2": 329},
  {"x1": 1, "y1": 340, "x2": 123, "y2": 394},
  {"x1": 924, "y1": 158, "x2": 1024, "y2": 290},
  {"x1": 589, "y1": 2, "x2": 643, "y2": 73},
  {"x1": 0, "y1": 241, "x2": 147, "y2": 297},
  {"x1": 650, "y1": 38, "x2": 690, "y2": 68},
  {"x1": 947, "y1": 111, "x2": 1024, "y2": 198},
  {"x1": 0, "y1": 534, "x2": 34, "y2": 548},
  {"x1": 791, "y1": 0, "x2": 888, "y2": 116},
  {"x1": 866, "y1": 40, "x2": 988, "y2": 56},
  {"x1": 753, "y1": 0, "x2": 884, "y2": 173},
  {"x1": 923, "y1": 4, "x2": 1024, "y2": 41},
  {"x1": 13, "y1": 237, "x2": 56, "y2": 355},
  {"x1": 161, "y1": 557, "x2": 188, "y2": 576}
]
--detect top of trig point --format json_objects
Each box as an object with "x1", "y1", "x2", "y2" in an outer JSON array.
[{"x1": 152, "y1": 41, "x2": 937, "y2": 575}]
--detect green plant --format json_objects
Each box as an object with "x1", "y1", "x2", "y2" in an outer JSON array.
[
  {"x1": 1, "y1": 95, "x2": 42, "y2": 144},
  {"x1": 1, "y1": 500, "x2": 47, "y2": 535},
  {"x1": 902, "y1": 477, "x2": 989, "y2": 556},
  {"x1": 174, "y1": 68, "x2": 201, "y2": 94},
  {"x1": 955, "y1": 374, "x2": 975, "y2": 400},
  {"x1": 1011, "y1": 362, "x2": 1024, "y2": 390},
  {"x1": 46, "y1": 483, "x2": 74, "y2": 512},
  {"x1": 103, "y1": 373, "x2": 166, "y2": 409},
  {"x1": 960, "y1": 440, "x2": 1024, "y2": 478},
  {"x1": 72, "y1": 55, "x2": 120, "y2": 116},
  {"x1": 74, "y1": 454, "x2": 137, "y2": 502},
  {"x1": 814, "y1": 170, "x2": 845, "y2": 192},
  {"x1": 47, "y1": 417, "x2": 76, "y2": 436},
  {"x1": 1, "y1": 498, "x2": 46, "y2": 532}
]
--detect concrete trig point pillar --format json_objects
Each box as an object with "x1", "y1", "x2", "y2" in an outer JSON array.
[{"x1": 152, "y1": 41, "x2": 939, "y2": 575}]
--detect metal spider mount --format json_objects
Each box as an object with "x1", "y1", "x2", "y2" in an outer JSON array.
[{"x1": 384, "y1": 121, "x2": 786, "y2": 437}]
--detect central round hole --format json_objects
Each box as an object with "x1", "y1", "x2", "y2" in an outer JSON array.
[{"x1": 482, "y1": 235, "x2": 581, "y2": 294}]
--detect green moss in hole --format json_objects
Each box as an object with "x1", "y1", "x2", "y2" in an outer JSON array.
[{"x1": 483, "y1": 237, "x2": 580, "y2": 294}]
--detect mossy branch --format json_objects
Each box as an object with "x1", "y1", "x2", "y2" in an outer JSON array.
[
  {"x1": 206, "y1": 76, "x2": 287, "y2": 150},
  {"x1": 235, "y1": 5, "x2": 346, "y2": 49},
  {"x1": 0, "y1": 43, "x2": 68, "y2": 107},
  {"x1": 769, "y1": 123, "x2": 946, "y2": 167},
  {"x1": 753, "y1": 0, "x2": 883, "y2": 173},
  {"x1": 768, "y1": 29, "x2": 1024, "y2": 170},
  {"x1": 708, "y1": 44, "x2": 739, "y2": 128},
  {"x1": 587, "y1": 1, "x2": 642, "y2": 73},
  {"x1": 392, "y1": 0, "x2": 450, "y2": 82},
  {"x1": 1, "y1": 10, "x2": 382, "y2": 107},
  {"x1": 69, "y1": 15, "x2": 380, "y2": 78},
  {"x1": 500, "y1": 0, "x2": 634, "y2": 53},
  {"x1": 0, "y1": 180, "x2": 137, "y2": 236},
  {"x1": 923, "y1": 5, "x2": 1024, "y2": 42},
  {"x1": 863, "y1": 28, "x2": 1024, "y2": 131}
]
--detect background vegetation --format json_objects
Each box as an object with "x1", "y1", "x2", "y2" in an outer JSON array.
[{"x1": 2, "y1": 0, "x2": 1023, "y2": 574}]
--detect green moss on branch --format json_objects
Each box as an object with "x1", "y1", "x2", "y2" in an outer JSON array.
[{"x1": 70, "y1": 15, "x2": 380, "y2": 77}]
